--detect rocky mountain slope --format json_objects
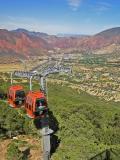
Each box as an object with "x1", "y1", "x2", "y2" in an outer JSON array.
[{"x1": 0, "y1": 27, "x2": 120, "y2": 58}]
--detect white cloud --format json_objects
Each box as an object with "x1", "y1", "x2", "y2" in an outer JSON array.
[
  {"x1": 102, "y1": 24, "x2": 120, "y2": 31},
  {"x1": 94, "y1": 1, "x2": 111, "y2": 14},
  {"x1": 0, "y1": 15, "x2": 119, "y2": 35},
  {"x1": 0, "y1": 15, "x2": 82, "y2": 34},
  {"x1": 67, "y1": 0, "x2": 82, "y2": 11}
]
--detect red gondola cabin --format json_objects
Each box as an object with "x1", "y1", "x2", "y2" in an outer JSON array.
[
  {"x1": 8, "y1": 85, "x2": 25, "y2": 108},
  {"x1": 25, "y1": 91, "x2": 47, "y2": 118}
]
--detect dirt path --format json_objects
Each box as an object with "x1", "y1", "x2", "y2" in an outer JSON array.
[
  {"x1": 0, "y1": 135, "x2": 43, "y2": 160},
  {"x1": 0, "y1": 139, "x2": 11, "y2": 160},
  {"x1": 19, "y1": 135, "x2": 43, "y2": 160}
]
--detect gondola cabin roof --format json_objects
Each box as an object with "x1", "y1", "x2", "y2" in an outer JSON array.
[
  {"x1": 9, "y1": 85, "x2": 24, "y2": 91},
  {"x1": 27, "y1": 91, "x2": 45, "y2": 100}
]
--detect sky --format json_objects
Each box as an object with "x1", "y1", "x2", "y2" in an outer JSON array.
[{"x1": 0, "y1": 0, "x2": 120, "y2": 35}]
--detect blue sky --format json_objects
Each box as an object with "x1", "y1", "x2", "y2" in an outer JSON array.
[{"x1": 0, "y1": 0, "x2": 120, "y2": 35}]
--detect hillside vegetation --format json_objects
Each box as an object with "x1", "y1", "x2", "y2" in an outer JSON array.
[
  {"x1": 0, "y1": 77, "x2": 120, "y2": 159},
  {"x1": 48, "y1": 83, "x2": 120, "y2": 160},
  {"x1": 1, "y1": 27, "x2": 120, "y2": 58}
]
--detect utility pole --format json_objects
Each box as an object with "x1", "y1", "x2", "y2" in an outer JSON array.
[{"x1": 40, "y1": 75, "x2": 53, "y2": 160}]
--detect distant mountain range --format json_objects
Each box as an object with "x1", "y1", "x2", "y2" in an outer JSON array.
[
  {"x1": 0, "y1": 27, "x2": 120, "y2": 58},
  {"x1": 57, "y1": 33, "x2": 89, "y2": 38},
  {"x1": 12, "y1": 28, "x2": 49, "y2": 38}
]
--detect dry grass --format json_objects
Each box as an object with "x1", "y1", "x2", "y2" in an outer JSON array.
[
  {"x1": 17, "y1": 135, "x2": 43, "y2": 160},
  {"x1": 0, "y1": 64, "x2": 24, "y2": 72},
  {"x1": 0, "y1": 139, "x2": 11, "y2": 160},
  {"x1": 0, "y1": 135, "x2": 42, "y2": 160}
]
